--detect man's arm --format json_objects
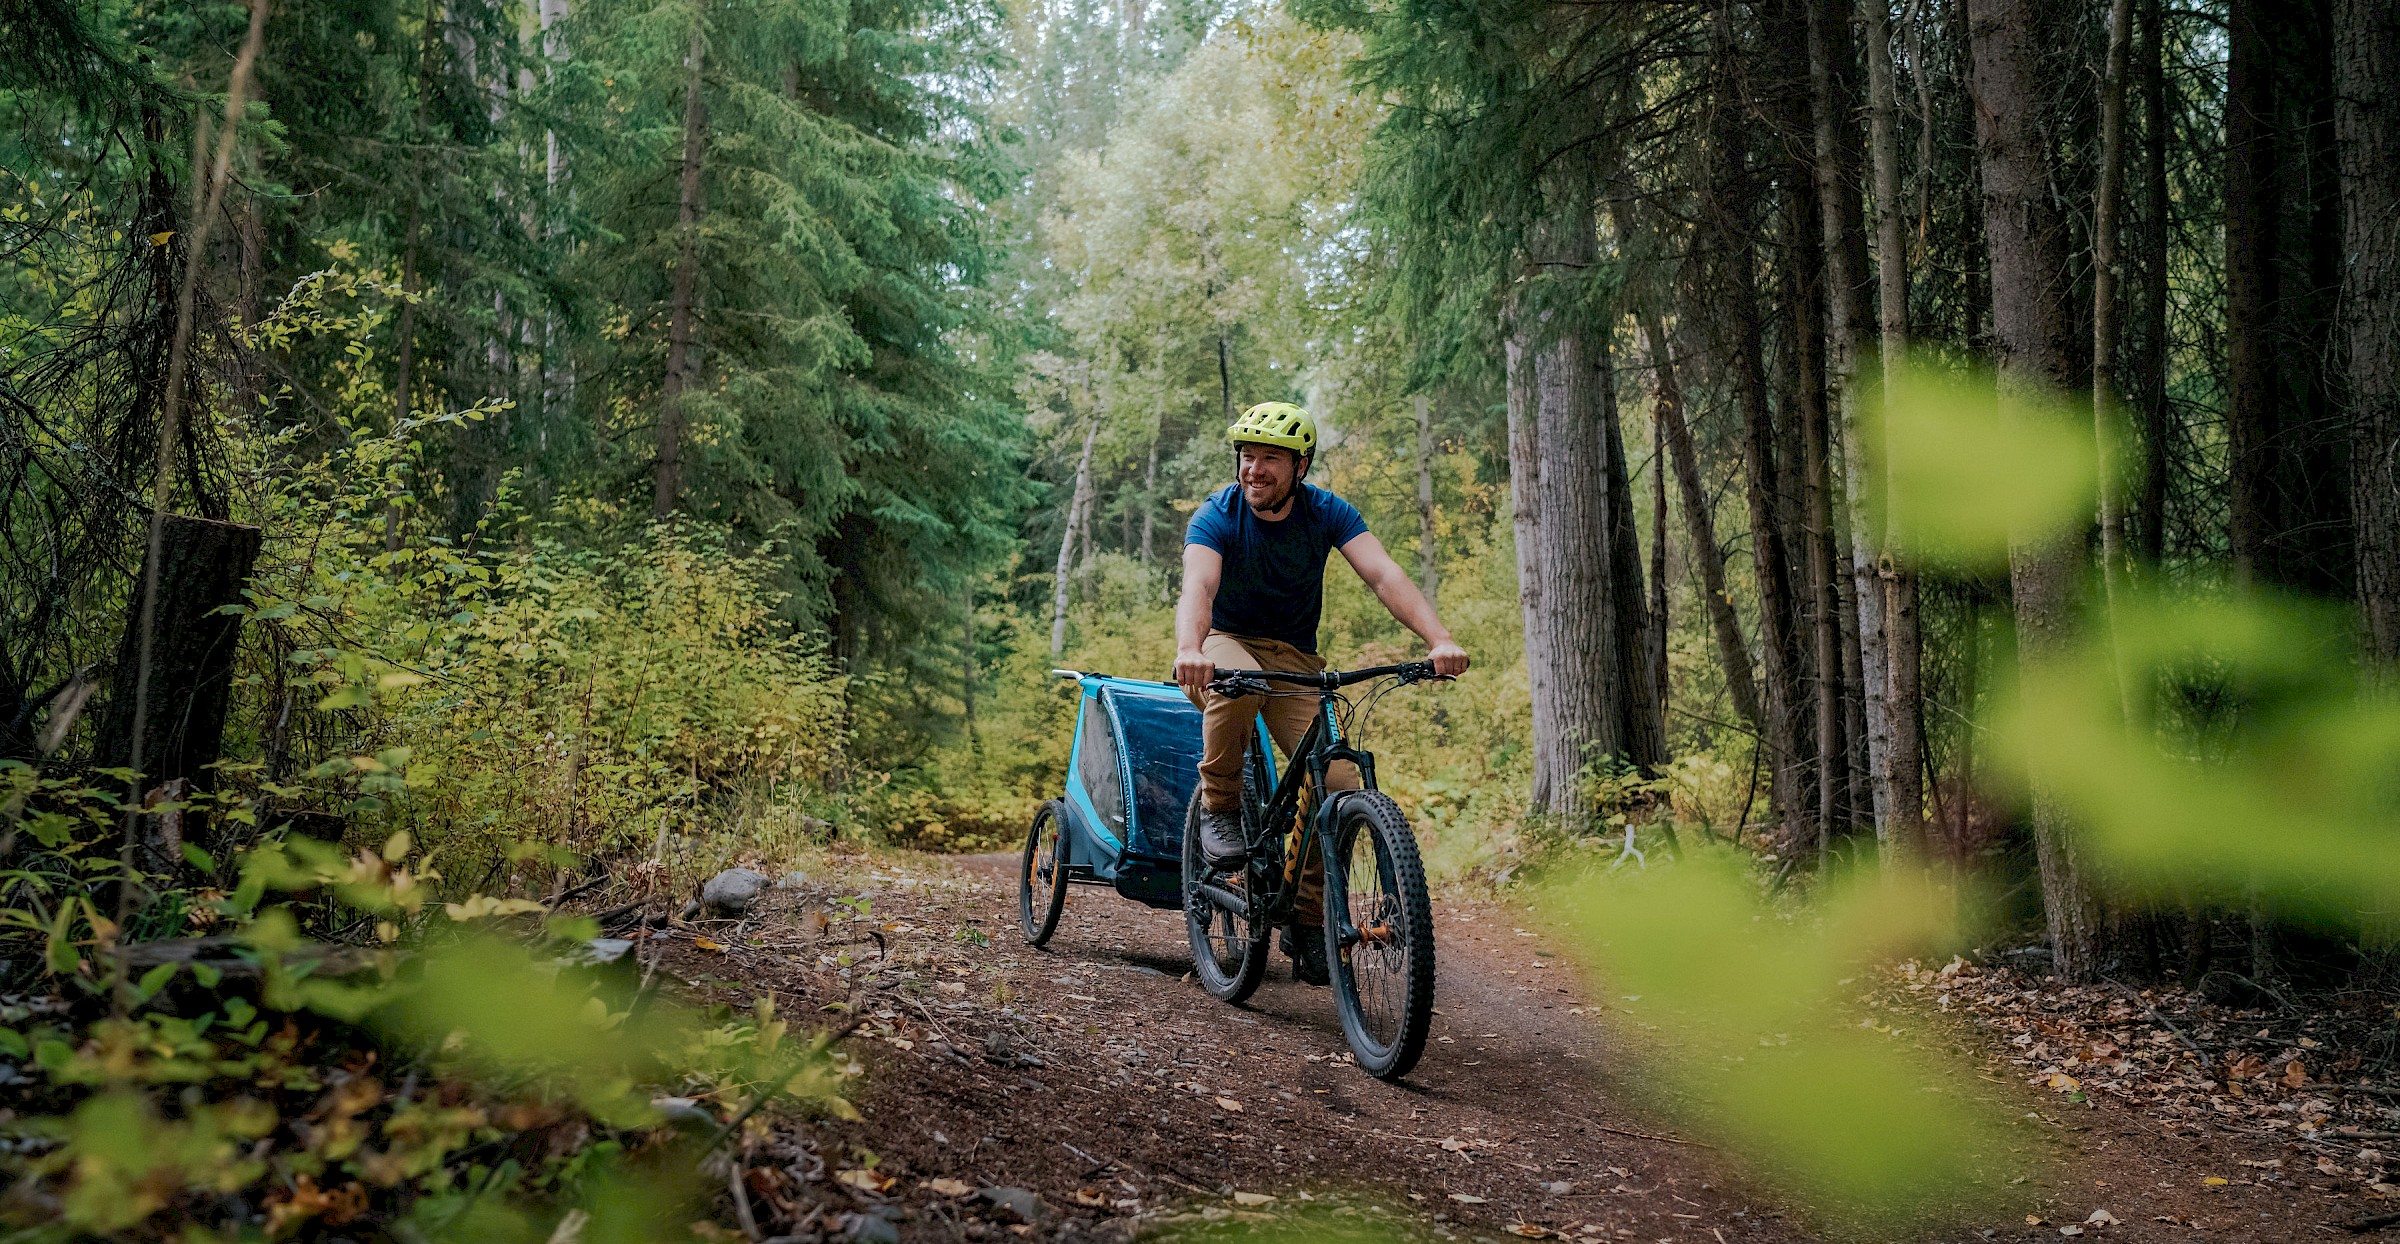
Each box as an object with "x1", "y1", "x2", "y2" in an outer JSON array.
[
  {"x1": 1338, "y1": 533, "x2": 1470, "y2": 677},
  {"x1": 1173, "y1": 543, "x2": 1224, "y2": 696}
]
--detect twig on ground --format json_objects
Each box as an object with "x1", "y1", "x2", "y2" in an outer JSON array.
[
  {"x1": 2105, "y1": 976, "x2": 2212, "y2": 1070},
  {"x1": 1152, "y1": 1165, "x2": 1217, "y2": 1197},
  {"x1": 1589, "y1": 1123, "x2": 1711, "y2": 1149},
  {"x1": 2340, "y1": 1209, "x2": 2400, "y2": 1234},
  {"x1": 727, "y1": 1151, "x2": 762, "y2": 1242},
  {"x1": 544, "y1": 872, "x2": 612, "y2": 909}
]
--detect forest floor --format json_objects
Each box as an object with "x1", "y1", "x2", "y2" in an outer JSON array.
[{"x1": 648, "y1": 849, "x2": 2394, "y2": 1243}]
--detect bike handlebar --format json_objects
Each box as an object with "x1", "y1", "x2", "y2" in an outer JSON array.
[{"x1": 1204, "y1": 660, "x2": 1446, "y2": 696}]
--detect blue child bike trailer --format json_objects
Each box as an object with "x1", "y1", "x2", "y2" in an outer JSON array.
[{"x1": 1018, "y1": 669, "x2": 1272, "y2": 944}]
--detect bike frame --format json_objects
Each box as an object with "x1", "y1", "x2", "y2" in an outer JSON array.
[{"x1": 1192, "y1": 661, "x2": 1434, "y2": 948}]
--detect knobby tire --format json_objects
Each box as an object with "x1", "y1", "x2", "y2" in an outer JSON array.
[
  {"x1": 1183, "y1": 766, "x2": 1269, "y2": 1003},
  {"x1": 1322, "y1": 792, "x2": 1435, "y2": 1080},
  {"x1": 1020, "y1": 799, "x2": 1069, "y2": 947}
]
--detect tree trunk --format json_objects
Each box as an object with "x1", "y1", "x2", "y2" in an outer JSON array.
[
  {"x1": 1217, "y1": 335, "x2": 1234, "y2": 424},
  {"x1": 2336, "y1": 0, "x2": 2400, "y2": 667},
  {"x1": 1863, "y1": 0, "x2": 1925, "y2": 854},
  {"x1": 1769, "y1": 0, "x2": 1849, "y2": 852},
  {"x1": 1049, "y1": 422, "x2": 1097, "y2": 658},
  {"x1": 1704, "y1": 0, "x2": 1812, "y2": 845},
  {"x1": 963, "y1": 587, "x2": 979, "y2": 756},
  {"x1": 96, "y1": 515, "x2": 264, "y2": 816},
  {"x1": 1141, "y1": 437, "x2": 1159, "y2": 565},
  {"x1": 1809, "y1": 0, "x2": 1893, "y2": 841},
  {"x1": 2093, "y1": 0, "x2": 2137, "y2": 606},
  {"x1": 1650, "y1": 393, "x2": 1671, "y2": 719},
  {"x1": 1414, "y1": 392, "x2": 1441, "y2": 606},
  {"x1": 654, "y1": 3, "x2": 707, "y2": 520},
  {"x1": 2135, "y1": 0, "x2": 2172, "y2": 567},
  {"x1": 388, "y1": 191, "x2": 422, "y2": 554},
  {"x1": 1643, "y1": 312, "x2": 1763, "y2": 735},
  {"x1": 1602, "y1": 334, "x2": 1669, "y2": 771},
  {"x1": 1969, "y1": 0, "x2": 2106, "y2": 980},
  {"x1": 1532, "y1": 230, "x2": 1631, "y2": 824},
  {"x1": 1506, "y1": 325, "x2": 1558, "y2": 814},
  {"x1": 2226, "y1": 0, "x2": 2277, "y2": 589}
]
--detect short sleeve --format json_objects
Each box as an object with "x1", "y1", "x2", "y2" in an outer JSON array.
[
  {"x1": 1185, "y1": 492, "x2": 1230, "y2": 553},
  {"x1": 1322, "y1": 492, "x2": 1369, "y2": 548}
]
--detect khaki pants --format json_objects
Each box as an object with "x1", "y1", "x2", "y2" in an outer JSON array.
[{"x1": 1185, "y1": 632, "x2": 1361, "y2": 923}]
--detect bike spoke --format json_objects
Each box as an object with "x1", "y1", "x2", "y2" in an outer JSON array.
[{"x1": 1342, "y1": 825, "x2": 1408, "y2": 1049}]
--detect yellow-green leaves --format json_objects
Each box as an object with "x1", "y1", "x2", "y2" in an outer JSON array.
[
  {"x1": 1990, "y1": 587, "x2": 2400, "y2": 916},
  {"x1": 53, "y1": 1091, "x2": 275, "y2": 1232},
  {"x1": 1537, "y1": 851, "x2": 2015, "y2": 1223},
  {"x1": 1864, "y1": 356, "x2": 2101, "y2": 570}
]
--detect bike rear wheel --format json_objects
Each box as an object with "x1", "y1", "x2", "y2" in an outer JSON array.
[
  {"x1": 1322, "y1": 792, "x2": 1436, "y2": 1079},
  {"x1": 1019, "y1": 799, "x2": 1069, "y2": 947}
]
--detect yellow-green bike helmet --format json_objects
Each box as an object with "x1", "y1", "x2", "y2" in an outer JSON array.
[{"x1": 1227, "y1": 401, "x2": 1317, "y2": 457}]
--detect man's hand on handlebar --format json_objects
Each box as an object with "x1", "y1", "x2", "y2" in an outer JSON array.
[
  {"x1": 1427, "y1": 639, "x2": 1470, "y2": 679},
  {"x1": 1173, "y1": 647, "x2": 1215, "y2": 697}
]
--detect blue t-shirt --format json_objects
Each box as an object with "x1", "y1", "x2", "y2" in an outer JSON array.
[{"x1": 1184, "y1": 483, "x2": 1369, "y2": 653}]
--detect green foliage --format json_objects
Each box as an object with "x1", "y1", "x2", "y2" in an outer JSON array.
[
  {"x1": 1, "y1": 816, "x2": 858, "y2": 1240},
  {"x1": 551, "y1": 0, "x2": 1030, "y2": 640},
  {"x1": 1865, "y1": 356, "x2": 2105, "y2": 571},
  {"x1": 202, "y1": 267, "x2": 849, "y2": 878},
  {"x1": 1995, "y1": 587, "x2": 2400, "y2": 918},
  {"x1": 1537, "y1": 851, "x2": 2013, "y2": 1220}
]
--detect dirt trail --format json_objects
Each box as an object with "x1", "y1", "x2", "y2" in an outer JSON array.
[{"x1": 659, "y1": 852, "x2": 2351, "y2": 1243}]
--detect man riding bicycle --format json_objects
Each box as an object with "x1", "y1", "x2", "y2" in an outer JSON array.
[{"x1": 1173, "y1": 401, "x2": 1470, "y2": 985}]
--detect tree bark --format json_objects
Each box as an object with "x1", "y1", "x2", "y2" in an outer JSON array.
[
  {"x1": 388, "y1": 0, "x2": 439, "y2": 554},
  {"x1": 1863, "y1": 0, "x2": 1925, "y2": 854},
  {"x1": 1217, "y1": 335, "x2": 1234, "y2": 424},
  {"x1": 1532, "y1": 230, "x2": 1631, "y2": 825},
  {"x1": 2093, "y1": 0, "x2": 2137, "y2": 605},
  {"x1": 96, "y1": 516, "x2": 264, "y2": 809},
  {"x1": 1602, "y1": 334, "x2": 1670, "y2": 771},
  {"x1": 2226, "y1": 0, "x2": 2348, "y2": 598},
  {"x1": 1699, "y1": 0, "x2": 1812, "y2": 844},
  {"x1": 963, "y1": 587, "x2": 979, "y2": 756},
  {"x1": 1809, "y1": 0, "x2": 1894, "y2": 841},
  {"x1": 654, "y1": 2, "x2": 708, "y2": 519},
  {"x1": 1141, "y1": 437, "x2": 1159, "y2": 566},
  {"x1": 2135, "y1": 0, "x2": 2171, "y2": 566},
  {"x1": 1414, "y1": 392, "x2": 1441, "y2": 606},
  {"x1": 1506, "y1": 325, "x2": 1558, "y2": 814},
  {"x1": 1969, "y1": 0, "x2": 2106, "y2": 980},
  {"x1": 1643, "y1": 313, "x2": 1763, "y2": 735},
  {"x1": 2226, "y1": 0, "x2": 2278, "y2": 589},
  {"x1": 1768, "y1": 0, "x2": 1849, "y2": 851},
  {"x1": 2336, "y1": 0, "x2": 2400, "y2": 667},
  {"x1": 1049, "y1": 422, "x2": 1097, "y2": 658},
  {"x1": 1650, "y1": 393, "x2": 1671, "y2": 718}
]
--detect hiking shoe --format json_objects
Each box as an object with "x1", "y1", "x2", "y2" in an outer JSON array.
[
  {"x1": 1200, "y1": 808, "x2": 1249, "y2": 870},
  {"x1": 1281, "y1": 926, "x2": 1330, "y2": 987}
]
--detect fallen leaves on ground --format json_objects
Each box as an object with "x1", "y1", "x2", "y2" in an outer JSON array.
[
  {"x1": 836, "y1": 1168, "x2": 895, "y2": 1194},
  {"x1": 1873, "y1": 955, "x2": 2400, "y2": 1196}
]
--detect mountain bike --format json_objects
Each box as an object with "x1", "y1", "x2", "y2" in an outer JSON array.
[{"x1": 1181, "y1": 660, "x2": 1443, "y2": 1080}]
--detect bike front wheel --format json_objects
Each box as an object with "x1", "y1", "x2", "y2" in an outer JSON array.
[{"x1": 1321, "y1": 792, "x2": 1436, "y2": 1080}]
